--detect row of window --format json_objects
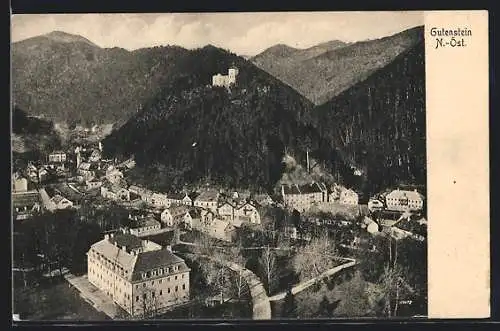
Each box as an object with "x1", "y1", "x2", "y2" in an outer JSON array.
[
  {"x1": 135, "y1": 284, "x2": 186, "y2": 302},
  {"x1": 136, "y1": 273, "x2": 184, "y2": 289},
  {"x1": 140, "y1": 265, "x2": 181, "y2": 279}
]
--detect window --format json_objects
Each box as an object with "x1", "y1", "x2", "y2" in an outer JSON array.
[
  {"x1": 152, "y1": 291, "x2": 155, "y2": 298},
  {"x1": 143, "y1": 294, "x2": 146, "y2": 299},
  {"x1": 160, "y1": 290, "x2": 162, "y2": 296},
  {"x1": 136, "y1": 296, "x2": 139, "y2": 302},
  {"x1": 182, "y1": 284, "x2": 185, "y2": 290},
  {"x1": 181, "y1": 274, "x2": 184, "y2": 279},
  {"x1": 168, "y1": 288, "x2": 170, "y2": 293},
  {"x1": 175, "y1": 276, "x2": 177, "y2": 280},
  {"x1": 175, "y1": 286, "x2": 178, "y2": 292},
  {"x1": 136, "y1": 285, "x2": 139, "y2": 289},
  {"x1": 151, "y1": 281, "x2": 154, "y2": 285},
  {"x1": 159, "y1": 279, "x2": 162, "y2": 284},
  {"x1": 143, "y1": 283, "x2": 146, "y2": 288}
]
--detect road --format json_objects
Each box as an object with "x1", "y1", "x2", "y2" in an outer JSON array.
[
  {"x1": 64, "y1": 273, "x2": 125, "y2": 319},
  {"x1": 182, "y1": 253, "x2": 272, "y2": 320},
  {"x1": 268, "y1": 258, "x2": 357, "y2": 302}
]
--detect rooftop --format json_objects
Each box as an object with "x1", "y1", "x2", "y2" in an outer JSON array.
[
  {"x1": 108, "y1": 233, "x2": 143, "y2": 251},
  {"x1": 132, "y1": 250, "x2": 187, "y2": 280},
  {"x1": 195, "y1": 190, "x2": 219, "y2": 202},
  {"x1": 134, "y1": 217, "x2": 161, "y2": 228}
]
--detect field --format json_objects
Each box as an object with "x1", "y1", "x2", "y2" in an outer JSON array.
[{"x1": 13, "y1": 277, "x2": 109, "y2": 321}]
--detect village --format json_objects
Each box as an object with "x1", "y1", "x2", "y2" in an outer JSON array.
[{"x1": 12, "y1": 131, "x2": 427, "y2": 320}]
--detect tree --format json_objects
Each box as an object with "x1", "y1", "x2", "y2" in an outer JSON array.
[
  {"x1": 281, "y1": 288, "x2": 298, "y2": 318},
  {"x1": 137, "y1": 285, "x2": 161, "y2": 319},
  {"x1": 258, "y1": 245, "x2": 277, "y2": 294},
  {"x1": 292, "y1": 230, "x2": 338, "y2": 281},
  {"x1": 317, "y1": 295, "x2": 332, "y2": 317},
  {"x1": 227, "y1": 245, "x2": 247, "y2": 299}
]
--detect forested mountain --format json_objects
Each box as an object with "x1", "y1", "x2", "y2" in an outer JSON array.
[
  {"x1": 303, "y1": 33, "x2": 426, "y2": 195},
  {"x1": 251, "y1": 26, "x2": 423, "y2": 105},
  {"x1": 103, "y1": 45, "x2": 323, "y2": 192},
  {"x1": 12, "y1": 106, "x2": 62, "y2": 156},
  {"x1": 12, "y1": 31, "x2": 191, "y2": 126}
]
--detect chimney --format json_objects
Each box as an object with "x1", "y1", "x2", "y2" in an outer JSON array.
[
  {"x1": 104, "y1": 234, "x2": 109, "y2": 240},
  {"x1": 110, "y1": 233, "x2": 114, "y2": 238}
]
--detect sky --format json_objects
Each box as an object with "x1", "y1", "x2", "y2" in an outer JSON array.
[{"x1": 11, "y1": 12, "x2": 423, "y2": 56}]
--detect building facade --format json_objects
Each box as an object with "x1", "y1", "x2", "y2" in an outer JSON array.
[
  {"x1": 386, "y1": 189, "x2": 425, "y2": 212},
  {"x1": 48, "y1": 151, "x2": 67, "y2": 163},
  {"x1": 339, "y1": 188, "x2": 359, "y2": 205},
  {"x1": 281, "y1": 182, "x2": 328, "y2": 212},
  {"x1": 212, "y1": 67, "x2": 239, "y2": 89},
  {"x1": 87, "y1": 232, "x2": 190, "y2": 317}
]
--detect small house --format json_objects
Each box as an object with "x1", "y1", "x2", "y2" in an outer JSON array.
[
  {"x1": 50, "y1": 194, "x2": 73, "y2": 210},
  {"x1": 129, "y1": 217, "x2": 162, "y2": 237}
]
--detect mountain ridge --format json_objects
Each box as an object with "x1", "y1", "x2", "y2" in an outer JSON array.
[{"x1": 251, "y1": 26, "x2": 423, "y2": 105}]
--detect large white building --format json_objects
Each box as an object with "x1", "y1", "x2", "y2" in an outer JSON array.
[
  {"x1": 212, "y1": 67, "x2": 239, "y2": 89},
  {"x1": 385, "y1": 189, "x2": 424, "y2": 212},
  {"x1": 281, "y1": 182, "x2": 328, "y2": 212},
  {"x1": 87, "y1": 232, "x2": 190, "y2": 318}
]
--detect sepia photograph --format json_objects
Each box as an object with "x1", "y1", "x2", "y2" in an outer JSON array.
[{"x1": 10, "y1": 12, "x2": 429, "y2": 321}]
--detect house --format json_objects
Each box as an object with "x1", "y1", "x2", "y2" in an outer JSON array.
[
  {"x1": 234, "y1": 201, "x2": 261, "y2": 225},
  {"x1": 50, "y1": 194, "x2": 73, "y2": 210},
  {"x1": 160, "y1": 209, "x2": 174, "y2": 226},
  {"x1": 89, "y1": 149, "x2": 102, "y2": 163},
  {"x1": 339, "y1": 188, "x2": 359, "y2": 205},
  {"x1": 12, "y1": 176, "x2": 28, "y2": 193},
  {"x1": 129, "y1": 185, "x2": 154, "y2": 203},
  {"x1": 87, "y1": 232, "x2": 190, "y2": 317},
  {"x1": 217, "y1": 201, "x2": 236, "y2": 222},
  {"x1": 12, "y1": 191, "x2": 42, "y2": 220},
  {"x1": 169, "y1": 205, "x2": 192, "y2": 229},
  {"x1": 151, "y1": 193, "x2": 170, "y2": 208},
  {"x1": 386, "y1": 189, "x2": 425, "y2": 212},
  {"x1": 186, "y1": 209, "x2": 203, "y2": 230},
  {"x1": 167, "y1": 193, "x2": 192, "y2": 207},
  {"x1": 101, "y1": 184, "x2": 130, "y2": 202},
  {"x1": 86, "y1": 180, "x2": 103, "y2": 190},
  {"x1": 130, "y1": 217, "x2": 162, "y2": 237},
  {"x1": 105, "y1": 166, "x2": 124, "y2": 184},
  {"x1": 48, "y1": 151, "x2": 67, "y2": 163},
  {"x1": 281, "y1": 182, "x2": 328, "y2": 212},
  {"x1": 77, "y1": 162, "x2": 96, "y2": 180},
  {"x1": 193, "y1": 190, "x2": 219, "y2": 212},
  {"x1": 368, "y1": 198, "x2": 384, "y2": 212},
  {"x1": 194, "y1": 218, "x2": 237, "y2": 242}
]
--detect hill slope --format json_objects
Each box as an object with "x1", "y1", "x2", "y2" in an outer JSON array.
[
  {"x1": 304, "y1": 32, "x2": 426, "y2": 195},
  {"x1": 103, "y1": 46, "x2": 321, "y2": 192},
  {"x1": 251, "y1": 26, "x2": 423, "y2": 105},
  {"x1": 12, "y1": 106, "x2": 62, "y2": 156},
  {"x1": 12, "y1": 31, "x2": 191, "y2": 126}
]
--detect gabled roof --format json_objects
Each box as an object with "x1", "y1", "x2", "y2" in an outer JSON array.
[
  {"x1": 387, "y1": 189, "x2": 424, "y2": 201},
  {"x1": 168, "y1": 192, "x2": 190, "y2": 200},
  {"x1": 189, "y1": 208, "x2": 202, "y2": 219},
  {"x1": 298, "y1": 182, "x2": 323, "y2": 194},
  {"x1": 169, "y1": 205, "x2": 190, "y2": 218},
  {"x1": 132, "y1": 250, "x2": 187, "y2": 280},
  {"x1": 282, "y1": 184, "x2": 301, "y2": 195},
  {"x1": 195, "y1": 190, "x2": 219, "y2": 202},
  {"x1": 109, "y1": 233, "x2": 143, "y2": 251},
  {"x1": 134, "y1": 217, "x2": 161, "y2": 228}
]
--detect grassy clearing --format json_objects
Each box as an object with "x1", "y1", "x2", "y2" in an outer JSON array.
[{"x1": 13, "y1": 278, "x2": 109, "y2": 321}]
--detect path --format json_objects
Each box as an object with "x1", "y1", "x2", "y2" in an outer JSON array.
[
  {"x1": 64, "y1": 273, "x2": 125, "y2": 319},
  {"x1": 268, "y1": 258, "x2": 358, "y2": 301},
  {"x1": 182, "y1": 253, "x2": 271, "y2": 320}
]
